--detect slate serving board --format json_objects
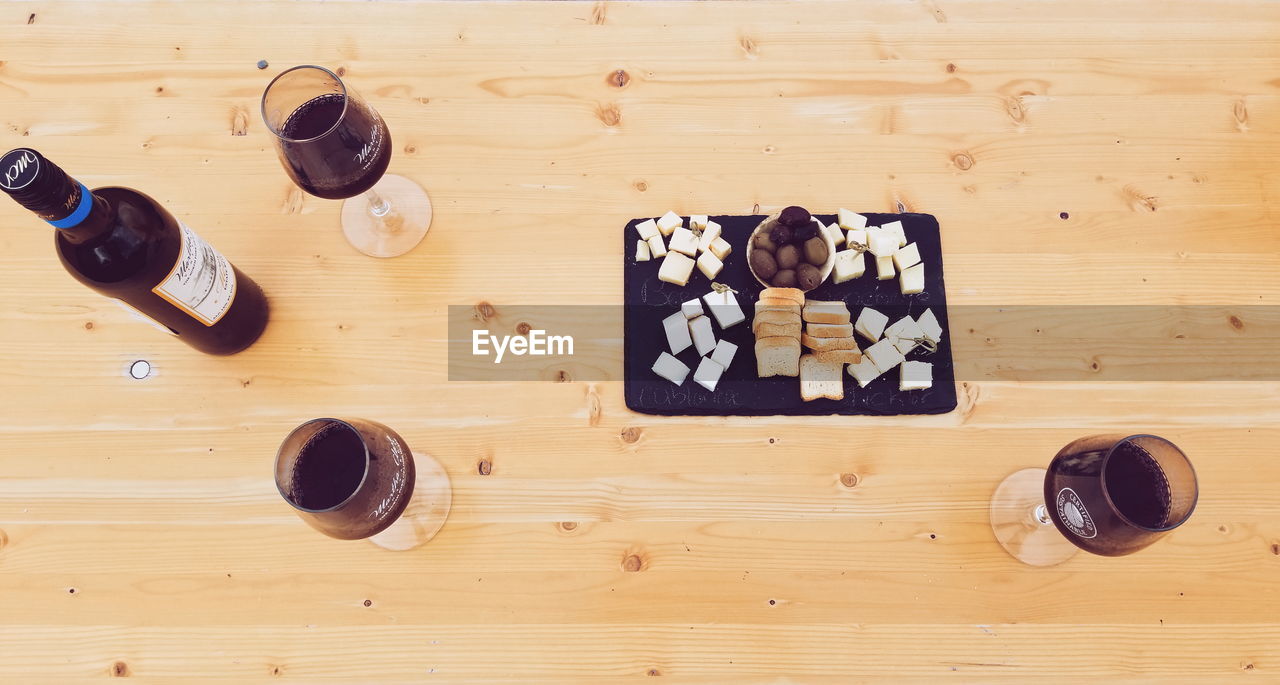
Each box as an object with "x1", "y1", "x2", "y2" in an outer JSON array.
[{"x1": 623, "y1": 213, "x2": 957, "y2": 416}]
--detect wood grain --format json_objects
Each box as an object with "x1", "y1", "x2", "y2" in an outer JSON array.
[{"x1": 2, "y1": 0, "x2": 1279, "y2": 681}]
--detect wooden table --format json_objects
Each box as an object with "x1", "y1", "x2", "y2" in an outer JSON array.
[{"x1": 2, "y1": 1, "x2": 1279, "y2": 680}]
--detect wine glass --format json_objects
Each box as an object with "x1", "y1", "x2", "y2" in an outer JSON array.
[
  {"x1": 274, "y1": 417, "x2": 451, "y2": 550},
  {"x1": 990, "y1": 434, "x2": 1197, "y2": 566},
  {"x1": 261, "y1": 65, "x2": 432, "y2": 258}
]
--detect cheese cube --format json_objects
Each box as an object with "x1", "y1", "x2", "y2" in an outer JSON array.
[
  {"x1": 636, "y1": 239, "x2": 651, "y2": 262},
  {"x1": 885, "y1": 315, "x2": 925, "y2": 355},
  {"x1": 832, "y1": 249, "x2": 865, "y2": 284},
  {"x1": 838, "y1": 208, "x2": 868, "y2": 230},
  {"x1": 689, "y1": 315, "x2": 716, "y2": 356},
  {"x1": 916, "y1": 308, "x2": 943, "y2": 344},
  {"x1": 854, "y1": 307, "x2": 888, "y2": 342},
  {"x1": 647, "y1": 234, "x2": 667, "y2": 258},
  {"x1": 876, "y1": 255, "x2": 895, "y2": 280},
  {"x1": 696, "y1": 251, "x2": 724, "y2": 280},
  {"x1": 708, "y1": 236, "x2": 732, "y2": 260},
  {"x1": 634, "y1": 219, "x2": 659, "y2": 241},
  {"x1": 900, "y1": 263, "x2": 925, "y2": 295},
  {"x1": 652, "y1": 352, "x2": 690, "y2": 386},
  {"x1": 710, "y1": 339, "x2": 738, "y2": 369},
  {"x1": 656, "y1": 210, "x2": 682, "y2": 236},
  {"x1": 689, "y1": 214, "x2": 709, "y2": 230},
  {"x1": 892, "y1": 242, "x2": 921, "y2": 271},
  {"x1": 696, "y1": 220, "x2": 722, "y2": 253},
  {"x1": 900, "y1": 360, "x2": 933, "y2": 391},
  {"x1": 846, "y1": 356, "x2": 883, "y2": 388},
  {"x1": 823, "y1": 222, "x2": 845, "y2": 247},
  {"x1": 868, "y1": 231, "x2": 899, "y2": 258},
  {"x1": 693, "y1": 356, "x2": 725, "y2": 392},
  {"x1": 668, "y1": 227, "x2": 699, "y2": 257},
  {"x1": 846, "y1": 229, "x2": 867, "y2": 250},
  {"x1": 663, "y1": 311, "x2": 693, "y2": 354},
  {"x1": 657, "y1": 252, "x2": 695, "y2": 286},
  {"x1": 682, "y1": 298, "x2": 704, "y2": 319},
  {"x1": 703, "y1": 288, "x2": 746, "y2": 329},
  {"x1": 881, "y1": 220, "x2": 907, "y2": 247},
  {"x1": 864, "y1": 338, "x2": 906, "y2": 372}
]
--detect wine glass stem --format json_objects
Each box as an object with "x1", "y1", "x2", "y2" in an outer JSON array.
[
  {"x1": 1033, "y1": 503, "x2": 1052, "y2": 526},
  {"x1": 366, "y1": 188, "x2": 392, "y2": 218}
]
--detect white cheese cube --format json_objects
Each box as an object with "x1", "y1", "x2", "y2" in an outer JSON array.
[
  {"x1": 689, "y1": 315, "x2": 716, "y2": 356},
  {"x1": 656, "y1": 210, "x2": 682, "y2": 236},
  {"x1": 846, "y1": 229, "x2": 867, "y2": 250},
  {"x1": 636, "y1": 239, "x2": 651, "y2": 262},
  {"x1": 634, "y1": 218, "x2": 659, "y2": 241},
  {"x1": 695, "y1": 251, "x2": 724, "y2": 280},
  {"x1": 846, "y1": 356, "x2": 883, "y2": 388},
  {"x1": 900, "y1": 263, "x2": 925, "y2": 295},
  {"x1": 823, "y1": 222, "x2": 845, "y2": 247},
  {"x1": 708, "y1": 236, "x2": 732, "y2": 260},
  {"x1": 838, "y1": 208, "x2": 868, "y2": 231},
  {"x1": 916, "y1": 308, "x2": 943, "y2": 344},
  {"x1": 900, "y1": 360, "x2": 933, "y2": 391},
  {"x1": 710, "y1": 339, "x2": 738, "y2": 369},
  {"x1": 652, "y1": 352, "x2": 690, "y2": 386},
  {"x1": 854, "y1": 307, "x2": 888, "y2": 342},
  {"x1": 885, "y1": 315, "x2": 925, "y2": 355},
  {"x1": 864, "y1": 338, "x2": 906, "y2": 372},
  {"x1": 693, "y1": 356, "x2": 725, "y2": 392},
  {"x1": 689, "y1": 214, "x2": 709, "y2": 230},
  {"x1": 647, "y1": 234, "x2": 667, "y2": 258},
  {"x1": 868, "y1": 231, "x2": 899, "y2": 258},
  {"x1": 668, "y1": 227, "x2": 699, "y2": 257},
  {"x1": 892, "y1": 242, "x2": 921, "y2": 271},
  {"x1": 703, "y1": 288, "x2": 746, "y2": 329},
  {"x1": 881, "y1": 220, "x2": 907, "y2": 247},
  {"x1": 681, "y1": 298, "x2": 704, "y2": 319},
  {"x1": 696, "y1": 220, "x2": 722, "y2": 253},
  {"x1": 832, "y1": 249, "x2": 865, "y2": 284},
  {"x1": 657, "y1": 252, "x2": 695, "y2": 286},
  {"x1": 663, "y1": 311, "x2": 693, "y2": 354},
  {"x1": 876, "y1": 255, "x2": 895, "y2": 280}
]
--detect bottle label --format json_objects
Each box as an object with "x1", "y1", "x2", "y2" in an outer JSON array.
[{"x1": 152, "y1": 222, "x2": 237, "y2": 326}]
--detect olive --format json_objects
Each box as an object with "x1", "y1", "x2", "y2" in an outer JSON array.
[
  {"x1": 772, "y1": 269, "x2": 797, "y2": 288},
  {"x1": 769, "y1": 224, "x2": 794, "y2": 246},
  {"x1": 750, "y1": 249, "x2": 779, "y2": 280},
  {"x1": 779, "y1": 205, "x2": 811, "y2": 227},
  {"x1": 776, "y1": 244, "x2": 801, "y2": 270},
  {"x1": 752, "y1": 232, "x2": 778, "y2": 252},
  {"x1": 792, "y1": 220, "x2": 820, "y2": 242},
  {"x1": 803, "y1": 236, "x2": 829, "y2": 265},
  {"x1": 796, "y1": 263, "x2": 823, "y2": 290}
]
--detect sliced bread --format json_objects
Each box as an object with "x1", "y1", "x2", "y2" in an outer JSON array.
[
  {"x1": 760, "y1": 287, "x2": 805, "y2": 306},
  {"x1": 755, "y1": 336, "x2": 801, "y2": 377},
  {"x1": 755, "y1": 321, "x2": 803, "y2": 339},
  {"x1": 806, "y1": 322, "x2": 855, "y2": 338},
  {"x1": 753, "y1": 309, "x2": 802, "y2": 332},
  {"x1": 801, "y1": 334, "x2": 860, "y2": 352},
  {"x1": 814, "y1": 348, "x2": 863, "y2": 365},
  {"x1": 800, "y1": 354, "x2": 844, "y2": 401},
  {"x1": 802, "y1": 300, "x2": 851, "y2": 324}
]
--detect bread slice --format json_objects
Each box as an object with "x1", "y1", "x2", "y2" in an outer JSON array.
[
  {"x1": 814, "y1": 348, "x2": 863, "y2": 364},
  {"x1": 760, "y1": 287, "x2": 804, "y2": 306},
  {"x1": 800, "y1": 354, "x2": 844, "y2": 402},
  {"x1": 755, "y1": 321, "x2": 803, "y2": 339},
  {"x1": 803, "y1": 300, "x2": 851, "y2": 325},
  {"x1": 755, "y1": 336, "x2": 801, "y2": 377},
  {"x1": 801, "y1": 334, "x2": 860, "y2": 353},
  {"x1": 753, "y1": 310, "x2": 802, "y2": 332},
  {"x1": 806, "y1": 323, "x2": 855, "y2": 338},
  {"x1": 758, "y1": 296, "x2": 802, "y2": 308}
]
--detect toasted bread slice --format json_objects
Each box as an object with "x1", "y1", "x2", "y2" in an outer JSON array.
[
  {"x1": 753, "y1": 310, "x2": 802, "y2": 332},
  {"x1": 800, "y1": 354, "x2": 844, "y2": 401},
  {"x1": 755, "y1": 321, "x2": 803, "y2": 339},
  {"x1": 758, "y1": 296, "x2": 803, "y2": 308},
  {"x1": 814, "y1": 348, "x2": 863, "y2": 364},
  {"x1": 806, "y1": 322, "x2": 855, "y2": 338},
  {"x1": 760, "y1": 287, "x2": 805, "y2": 306},
  {"x1": 803, "y1": 300, "x2": 851, "y2": 324},
  {"x1": 755, "y1": 336, "x2": 801, "y2": 377},
  {"x1": 801, "y1": 334, "x2": 860, "y2": 352}
]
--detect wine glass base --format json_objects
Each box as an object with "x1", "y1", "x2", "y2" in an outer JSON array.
[
  {"x1": 990, "y1": 468, "x2": 1078, "y2": 567},
  {"x1": 341, "y1": 174, "x2": 432, "y2": 258},
  {"x1": 369, "y1": 452, "x2": 452, "y2": 551}
]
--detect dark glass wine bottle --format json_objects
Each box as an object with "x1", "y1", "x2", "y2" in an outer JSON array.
[{"x1": 1, "y1": 148, "x2": 268, "y2": 355}]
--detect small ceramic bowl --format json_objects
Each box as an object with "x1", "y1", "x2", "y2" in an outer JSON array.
[{"x1": 746, "y1": 213, "x2": 836, "y2": 291}]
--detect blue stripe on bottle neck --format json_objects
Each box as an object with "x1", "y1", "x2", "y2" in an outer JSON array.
[{"x1": 47, "y1": 182, "x2": 93, "y2": 229}]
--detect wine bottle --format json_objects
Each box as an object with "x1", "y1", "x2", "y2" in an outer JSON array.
[{"x1": 1, "y1": 148, "x2": 268, "y2": 355}]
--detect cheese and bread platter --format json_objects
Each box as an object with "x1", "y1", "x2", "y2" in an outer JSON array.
[{"x1": 624, "y1": 207, "x2": 957, "y2": 416}]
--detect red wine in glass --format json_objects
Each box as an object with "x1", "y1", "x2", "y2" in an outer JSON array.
[{"x1": 262, "y1": 65, "x2": 432, "y2": 258}]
